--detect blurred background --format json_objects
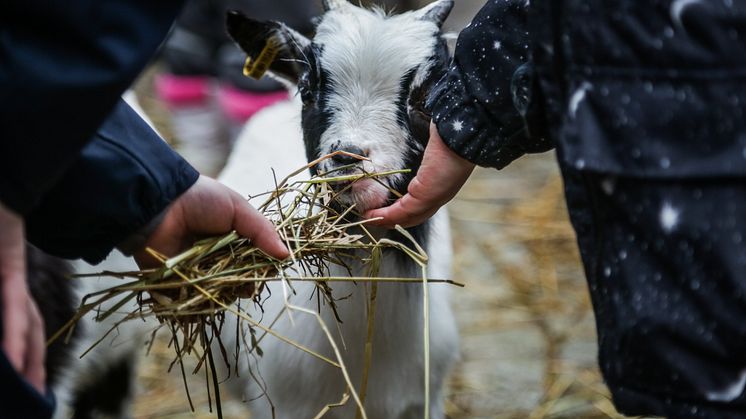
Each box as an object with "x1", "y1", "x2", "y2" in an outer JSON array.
[{"x1": 125, "y1": 0, "x2": 646, "y2": 417}]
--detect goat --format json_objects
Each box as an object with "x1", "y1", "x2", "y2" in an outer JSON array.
[{"x1": 216, "y1": 1, "x2": 459, "y2": 417}]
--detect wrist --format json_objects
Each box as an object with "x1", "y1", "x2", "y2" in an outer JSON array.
[
  {"x1": 116, "y1": 207, "x2": 168, "y2": 257},
  {"x1": 428, "y1": 123, "x2": 476, "y2": 171}
]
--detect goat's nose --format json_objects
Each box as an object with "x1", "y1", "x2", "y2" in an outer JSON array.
[{"x1": 331, "y1": 145, "x2": 367, "y2": 165}]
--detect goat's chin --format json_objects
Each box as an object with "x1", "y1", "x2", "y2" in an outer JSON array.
[{"x1": 337, "y1": 180, "x2": 390, "y2": 213}]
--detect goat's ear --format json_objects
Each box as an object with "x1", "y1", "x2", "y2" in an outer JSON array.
[
  {"x1": 414, "y1": 0, "x2": 454, "y2": 28},
  {"x1": 226, "y1": 10, "x2": 310, "y2": 84}
]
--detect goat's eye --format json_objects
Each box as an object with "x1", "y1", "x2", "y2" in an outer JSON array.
[{"x1": 297, "y1": 77, "x2": 314, "y2": 105}]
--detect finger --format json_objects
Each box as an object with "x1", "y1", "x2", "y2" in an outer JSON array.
[
  {"x1": 23, "y1": 300, "x2": 46, "y2": 394},
  {"x1": 232, "y1": 197, "x2": 290, "y2": 260},
  {"x1": 2, "y1": 276, "x2": 28, "y2": 373},
  {"x1": 1, "y1": 252, "x2": 28, "y2": 375},
  {"x1": 365, "y1": 193, "x2": 434, "y2": 229}
]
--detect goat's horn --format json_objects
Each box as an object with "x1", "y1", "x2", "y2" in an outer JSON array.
[{"x1": 322, "y1": 0, "x2": 349, "y2": 11}]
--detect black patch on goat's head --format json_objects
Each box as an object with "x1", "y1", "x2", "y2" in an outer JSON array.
[{"x1": 227, "y1": 0, "x2": 454, "y2": 216}]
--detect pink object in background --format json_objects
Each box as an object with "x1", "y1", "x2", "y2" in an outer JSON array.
[
  {"x1": 154, "y1": 74, "x2": 211, "y2": 106},
  {"x1": 152, "y1": 73, "x2": 290, "y2": 175},
  {"x1": 218, "y1": 85, "x2": 289, "y2": 122}
]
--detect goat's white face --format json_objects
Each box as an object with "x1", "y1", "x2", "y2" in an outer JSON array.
[{"x1": 227, "y1": 0, "x2": 453, "y2": 212}]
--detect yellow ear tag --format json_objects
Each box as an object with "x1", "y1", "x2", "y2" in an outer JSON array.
[{"x1": 242, "y1": 37, "x2": 281, "y2": 79}]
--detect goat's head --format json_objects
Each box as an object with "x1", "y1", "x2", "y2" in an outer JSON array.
[{"x1": 227, "y1": 0, "x2": 453, "y2": 213}]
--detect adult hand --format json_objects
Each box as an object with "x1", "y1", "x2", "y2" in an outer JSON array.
[
  {"x1": 0, "y1": 202, "x2": 46, "y2": 394},
  {"x1": 365, "y1": 122, "x2": 475, "y2": 228},
  {"x1": 134, "y1": 175, "x2": 289, "y2": 268}
]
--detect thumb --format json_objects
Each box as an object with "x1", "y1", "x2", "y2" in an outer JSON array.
[
  {"x1": 231, "y1": 196, "x2": 290, "y2": 260},
  {"x1": 365, "y1": 178, "x2": 439, "y2": 228}
]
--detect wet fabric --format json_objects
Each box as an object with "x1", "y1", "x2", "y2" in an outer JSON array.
[
  {"x1": 426, "y1": 0, "x2": 552, "y2": 169},
  {"x1": 563, "y1": 169, "x2": 746, "y2": 418},
  {"x1": 545, "y1": 0, "x2": 746, "y2": 179},
  {"x1": 429, "y1": 0, "x2": 746, "y2": 416}
]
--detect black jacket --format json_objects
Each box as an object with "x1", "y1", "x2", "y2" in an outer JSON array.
[
  {"x1": 428, "y1": 0, "x2": 551, "y2": 169},
  {"x1": 430, "y1": 0, "x2": 746, "y2": 176},
  {"x1": 429, "y1": 1, "x2": 746, "y2": 417},
  {"x1": 0, "y1": 0, "x2": 196, "y2": 264}
]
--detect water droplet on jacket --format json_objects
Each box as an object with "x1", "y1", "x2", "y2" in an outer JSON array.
[
  {"x1": 660, "y1": 202, "x2": 680, "y2": 233},
  {"x1": 601, "y1": 177, "x2": 616, "y2": 195}
]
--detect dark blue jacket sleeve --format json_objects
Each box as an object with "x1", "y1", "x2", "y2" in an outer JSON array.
[
  {"x1": 0, "y1": 0, "x2": 184, "y2": 214},
  {"x1": 24, "y1": 100, "x2": 199, "y2": 264},
  {"x1": 0, "y1": 350, "x2": 56, "y2": 419},
  {"x1": 427, "y1": 0, "x2": 551, "y2": 169}
]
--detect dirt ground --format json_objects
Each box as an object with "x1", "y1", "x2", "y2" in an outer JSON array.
[{"x1": 120, "y1": 1, "x2": 654, "y2": 418}]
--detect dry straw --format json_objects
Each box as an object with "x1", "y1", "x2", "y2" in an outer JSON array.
[{"x1": 52, "y1": 152, "x2": 463, "y2": 419}]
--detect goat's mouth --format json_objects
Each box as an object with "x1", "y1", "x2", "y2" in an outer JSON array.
[
  {"x1": 330, "y1": 177, "x2": 391, "y2": 213},
  {"x1": 318, "y1": 161, "x2": 405, "y2": 213}
]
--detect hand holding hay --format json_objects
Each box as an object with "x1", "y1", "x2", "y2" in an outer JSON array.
[{"x1": 132, "y1": 175, "x2": 290, "y2": 272}]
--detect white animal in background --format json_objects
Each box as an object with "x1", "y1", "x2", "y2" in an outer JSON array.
[{"x1": 217, "y1": 1, "x2": 459, "y2": 418}]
